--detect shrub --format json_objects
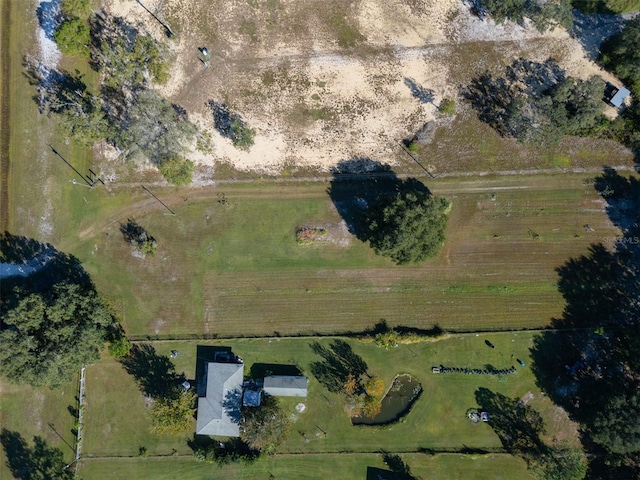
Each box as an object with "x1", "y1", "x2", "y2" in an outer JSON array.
[
  {"x1": 438, "y1": 98, "x2": 456, "y2": 115},
  {"x1": 54, "y1": 19, "x2": 91, "y2": 58},
  {"x1": 108, "y1": 337, "x2": 132, "y2": 358},
  {"x1": 230, "y1": 118, "x2": 256, "y2": 151}
]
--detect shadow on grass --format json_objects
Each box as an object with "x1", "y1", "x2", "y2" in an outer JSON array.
[
  {"x1": 119, "y1": 343, "x2": 184, "y2": 400},
  {"x1": 475, "y1": 387, "x2": 546, "y2": 456},
  {"x1": 0, "y1": 429, "x2": 74, "y2": 480},
  {"x1": 310, "y1": 339, "x2": 369, "y2": 393},
  {"x1": 0, "y1": 232, "x2": 91, "y2": 297},
  {"x1": 327, "y1": 158, "x2": 430, "y2": 242},
  {"x1": 248, "y1": 363, "x2": 302, "y2": 380},
  {"x1": 529, "y1": 168, "x2": 640, "y2": 473}
]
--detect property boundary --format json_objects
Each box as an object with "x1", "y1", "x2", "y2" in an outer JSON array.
[{"x1": 0, "y1": 0, "x2": 11, "y2": 231}]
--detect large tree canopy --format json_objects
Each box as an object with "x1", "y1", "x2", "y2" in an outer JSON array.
[
  {"x1": 0, "y1": 282, "x2": 115, "y2": 388},
  {"x1": 478, "y1": 0, "x2": 572, "y2": 32},
  {"x1": 366, "y1": 190, "x2": 450, "y2": 265},
  {"x1": 465, "y1": 59, "x2": 608, "y2": 145},
  {"x1": 600, "y1": 16, "x2": 640, "y2": 93},
  {"x1": 240, "y1": 395, "x2": 290, "y2": 453}
]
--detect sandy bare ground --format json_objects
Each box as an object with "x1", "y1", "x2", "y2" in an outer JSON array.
[{"x1": 104, "y1": 0, "x2": 626, "y2": 174}]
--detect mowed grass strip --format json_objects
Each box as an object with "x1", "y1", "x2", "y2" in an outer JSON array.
[
  {"x1": 79, "y1": 452, "x2": 534, "y2": 480},
  {"x1": 81, "y1": 334, "x2": 576, "y2": 459},
  {"x1": 74, "y1": 173, "x2": 617, "y2": 336}
]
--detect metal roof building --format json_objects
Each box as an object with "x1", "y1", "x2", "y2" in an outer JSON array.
[
  {"x1": 196, "y1": 362, "x2": 243, "y2": 436},
  {"x1": 263, "y1": 375, "x2": 308, "y2": 397},
  {"x1": 610, "y1": 86, "x2": 631, "y2": 108}
]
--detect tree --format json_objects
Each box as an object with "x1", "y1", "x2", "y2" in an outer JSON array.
[
  {"x1": 120, "y1": 219, "x2": 157, "y2": 257},
  {"x1": 0, "y1": 283, "x2": 114, "y2": 388},
  {"x1": 362, "y1": 395, "x2": 382, "y2": 417},
  {"x1": 92, "y1": 16, "x2": 170, "y2": 89},
  {"x1": 531, "y1": 443, "x2": 587, "y2": 480},
  {"x1": 54, "y1": 19, "x2": 91, "y2": 58},
  {"x1": 600, "y1": 16, "x2": 640, "y2": 93},
  {"x1": 60, "y1": 0, "x2": 93, "y2": 18},
  {"x1": 108, "y1": 336, "x2": 132, "y2": 358},
  {"x1": 478, "y1": 0, "x2": 572, "y2": 32},
  {"x1": 230, "y1": 118, "x2": 255, "y2": 151},
  {"x1": 158, "y1": 156, "x2": 194, "y2": 186},
  {"x1": 367, "y1": 190, "x2": 450, "y2": 264},
  {"x1": 343, "y1": 373, "x2": 359, "y2": 395},
  {"x1": 109, "y1": 89, "x2": 196, "y2": 165},
  {"x1": 150, "y1": 389, "x2": 196, "y2": 435},
  {"x1": 240, "y1": 395, "x2": 290, "y2": 453},
  {"x1": 365, "y1": 377, "x2": 385, "y2": 397}
]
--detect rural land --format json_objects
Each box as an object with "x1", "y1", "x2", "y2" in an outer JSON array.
[{"x1": 1, "y1": 0, "x2": 640, "y2": 479}]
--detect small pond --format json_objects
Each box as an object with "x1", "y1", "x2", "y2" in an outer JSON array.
[{"x1": 352, "y1": 374, "x2": 422, "y2": 426}]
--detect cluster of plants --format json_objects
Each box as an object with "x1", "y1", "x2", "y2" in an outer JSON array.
[
  {"x1": 119, "y1": 219, "x2": 158, "y2": 258},
  {"x1": 343, "y1": 373, "x2": 385, "y2": 417},
  {"x1": 38, "y1": 9, "x2": 197, "y2": 184},
  {"x1": 367, "y1": 190, "x2": 451, "y2": 265},
  {"x1": 477, "y1": 0, "x2": 573, "y2": 32},
  {"x1": 465, "y1": 58, "x2": 609, "y2": 146},
  {"x1": 0, "y1": 233, "x2": 127, "y2": 389},
  {"x1": 599, "y1": 16, "x2": 640, "y2": 153}
]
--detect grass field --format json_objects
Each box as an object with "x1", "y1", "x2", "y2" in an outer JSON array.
[
  {"x1": 79, "y1": 452, "x2": 534, "y2": 480},
  {"x1": 63, "y1": 172, "x2": 620, "y2": 337},
  {"x1": 80, "y1": 334, "x2": 576, "y2": 463}
]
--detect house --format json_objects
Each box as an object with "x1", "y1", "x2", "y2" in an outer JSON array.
[
  {"x1": 196, "y1": 361, "x2": 244, "y2": 436},
  {"x1": 609, "y1": 86, "x2": 630, "y2": 108},
  {"x1": 263, "y1": 375, "x2": 308, "y2": 397}
]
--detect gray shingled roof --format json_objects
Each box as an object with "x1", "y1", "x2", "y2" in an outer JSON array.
[
  {"x1": 263, "y1": 375, "x2": 308, "y2": 397},
  {"x1": 196, "y1": 362, "x2": 243, "y2": 436}
]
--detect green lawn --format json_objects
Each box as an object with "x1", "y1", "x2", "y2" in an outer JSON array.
[
  {"x1": 0, "y1": 378, "x2": 78, "y2": 480},
  {"x1": 81, "y1": 334, "x2": 575, "y2": 462},
  {"x1": 65, "y1": 172, "x2": 619, "y2": 337},
  {"x1": 79, "y1": 452, "x2": 534, "y2": 480}
]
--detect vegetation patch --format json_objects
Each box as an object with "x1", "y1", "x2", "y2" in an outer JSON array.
[{"x1": 295, "y1": 226, "x2": 328, "y2": 244}]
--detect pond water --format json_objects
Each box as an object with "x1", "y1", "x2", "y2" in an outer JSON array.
[{"x1": 352, "y1": 374, "x2": 422, "y2": 426}]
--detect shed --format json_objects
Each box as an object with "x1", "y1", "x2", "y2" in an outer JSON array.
[
  {"x1": 263, "y1": 375, "x2": 308, "y2": 397},
  {"x1": 610, "y1": 86, "x2": 630, "y2": 108}
]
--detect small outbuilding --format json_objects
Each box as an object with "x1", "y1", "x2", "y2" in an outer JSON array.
[
  {"x1": 609, "y1": 86, "x2": 631, "y2": 108},
  {"x1": 263, "y1": 375, "x2": 308, "y2": 397}
]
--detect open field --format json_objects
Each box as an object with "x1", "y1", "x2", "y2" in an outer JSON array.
[
  {"x1": 63, "y1": 172, "x2": 620, "y2": 337},
  {"x1": 79, "y1": 453, "x2": 534, "y2": 480},
  {"x1": 81, "y1": 334, "x2": 576, "y2": 462}
]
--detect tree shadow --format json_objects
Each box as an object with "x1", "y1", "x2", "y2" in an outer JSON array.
[
  {"x1": 309, "y1": 339, "x2": 368, "y2": 393},
  {"x1": 327, "y1": 158, "x2": 430, "y2": 242},
  {"x1": 119, "y1": 343, "x2": 184, "y2": 400},
  {"x1": 222, "y1": 388, "x2": 243, "y2": 425},
  {"x1": 572, "y1": 10, "x2": 628, "y2": 61},
  {"x1": 0, "y1": 232, "x2": 91, "y2": 302},
  {"x1": 207, "y1": 100, "x2": 249, "y2": 142},
  {"x1": 380, "y1": 451, "x2": 415, "y2": 478},
  {"x1": 248, "y1": 363, "x2": 302, "y2": 380},
  {"x1": 404, "y1": 77, "x2": 434, "y2": 104},
  {"x1": 35, "y1": 0, "x2": 60, "y2": 41},
  {"x1": 0, "y1": 429, "x2": 74, "y2": 480},
  {"x1": 475, "y1": 387, "x2": 546, "y2": 456},
  {"x1": 529, "y1": 167, "x2": 640, "y2": 467}
]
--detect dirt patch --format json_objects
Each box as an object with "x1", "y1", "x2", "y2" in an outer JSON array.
[{"x1": 101, "y1": 0, "x2": 629, "y2": 175}]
